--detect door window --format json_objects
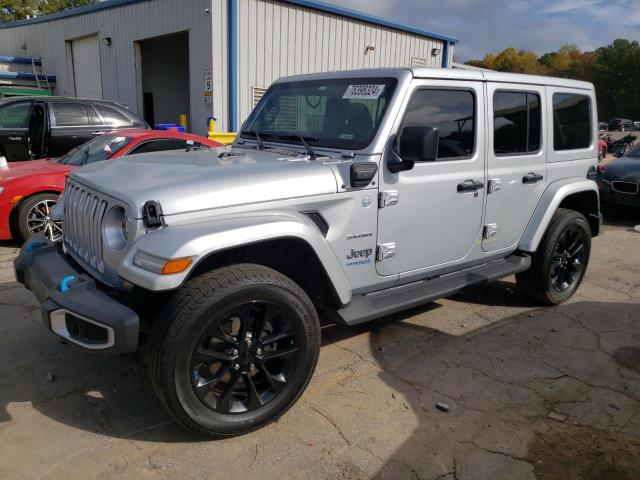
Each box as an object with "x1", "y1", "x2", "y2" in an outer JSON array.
[
  {"x1": 493, "y1": 92, "x2": 541, "y2": 155},
  {"x1": 88, "y1": 106, "x2": 103, "y2": 125},
  {"x1": 0, "y1": 102, "x2": 31, "y2": 128},
  {"x1": 553, "y1": 93, "x2": 591, "y2": 150},
  {"x1": 94, "y1": 105, "x2": 133, "y2": 127},
  {"x1": 128, "y1": 139, "x2": 189, "y2": 154},
  {"x1": 401, "y1": 89, "x2": 475, "y2": 160},
  {"x1": 51, "y1": 103, "x2": 89, "y2": 126}
]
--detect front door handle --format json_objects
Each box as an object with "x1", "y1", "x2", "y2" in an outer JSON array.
[
  {"x1": 91, "y1": 131, "x2": 105, "y2": 136},
  {"x1": 522, "y1": 172, "x2": 544, "y2": 184},
  {"x1": 457, "y1": 179, "x2": 485, "y2": 192},
  {"x1": 8, "y1": 136, "x2": 22, "y2": 141}
]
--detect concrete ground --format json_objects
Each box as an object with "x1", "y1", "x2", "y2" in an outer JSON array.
[{"x1": 1, "y1": 218, "x2": 639, "y2": 480}]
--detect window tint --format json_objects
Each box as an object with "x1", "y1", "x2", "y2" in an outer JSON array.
[
  {"x1": 0, "y1": 101, "x2": 31, "y2": 128},
  {"x1": 52, "y1": 103, "x2": 89, "y2": 126},
  {"x1": 401, "y1": 89, "x2": 475, "y2": 160},
  {"x1": 493, "y1": 91, "x2": 541, "y2": 155},
  {"x1": 128, "y1": 139, "x2": 188, "y2": 155},
  {"x1": 553, "y1": 93, "x2": 591, "y2": 150},
  {"x1": 95, "y1": 105, "x2": 133, "y2": 126}
]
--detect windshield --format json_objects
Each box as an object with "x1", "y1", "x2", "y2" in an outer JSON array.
[
  {"x1": 626, "y1": 144, "x2": 640, "y2": 157},
  {"x1": 241, "y1": 77, "x2": 398, "y2": 150},
  {"x1": 56, "y1": 134, "x2": 133, "y2": 166}
]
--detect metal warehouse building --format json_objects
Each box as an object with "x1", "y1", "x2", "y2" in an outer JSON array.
[{"x1": 0, "y1": 0, "x2": 457, "y2": 136}]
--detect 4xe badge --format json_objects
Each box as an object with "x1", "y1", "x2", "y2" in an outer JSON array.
[{"x1": 345, "y1": 247, "x2": 373, "y2": 267}]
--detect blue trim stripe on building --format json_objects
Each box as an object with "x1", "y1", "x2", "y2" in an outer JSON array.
[
  {"x1": 283, "y1": 0, "x2": 458, "y2": 44},
  {"x1": 0, "y1": 71, "x2": 56, "y2": 82},
  {"x1": 229, "y1": 0, "x2": 239, "y2": 132},
  {"x1": 0, "y1": 56, "x2": 42, "y2": 65},
  {"x1": 0, "y1": 0, "x2": 458, "y2": 45},
  {"x1": 441, "y1": 42, "x2": 449, "y2": 68}
]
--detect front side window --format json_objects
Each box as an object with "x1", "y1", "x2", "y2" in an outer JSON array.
[
  {"x1": 553, "y1": 93, "x2": 591, "y2": 151},
  {"x1": 52, "y1": 103, "x2": 89, "y2": 126},
  {"x1": 493, "y1": 91, "x2": 541, "y2": 155},
  {"x1": 401, "y1": 89, "x2": 475, "y2": 160},
  {"x1": 128, "y1": 139, "x2": 189, "y2": 154},
  {"x1": 241, "y1": 77, "x2": 398, "y2": 150},
  {"x1": 0, "y1": 101, "x2": 31, "y2": 128},
  {"x1": 56, "y1": 134, "x2": 133, "y2": 165}
]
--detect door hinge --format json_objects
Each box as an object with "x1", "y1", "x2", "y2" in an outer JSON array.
[
  {"x1": 483, "y1": 223, "x2": 498, "y2": 239},
  {"x1": 376, "y1": 242, "x2": 397, "y2": 261},
  {"x1": 378, "y1": 190, "x2": 399, "y2": 208},
  {"x1": 488, "y1": 178, "x2": 502, "y2": 193}
]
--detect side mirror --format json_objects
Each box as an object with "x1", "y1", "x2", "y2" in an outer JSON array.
[{"x1": 398, "y1": 126, "x2": 439, "y2": 162}]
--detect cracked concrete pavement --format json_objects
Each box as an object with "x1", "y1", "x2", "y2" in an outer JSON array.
[{"x1": 0, "y1": 218, "x2": 639, "y2": 479}]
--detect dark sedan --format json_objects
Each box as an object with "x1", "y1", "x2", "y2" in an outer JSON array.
[{"x1": 599, "y1": 144, "x2": 640, "y2": 214}]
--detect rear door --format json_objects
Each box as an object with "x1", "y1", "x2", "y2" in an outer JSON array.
[
  {"x1": 0, "y1": 100, "x2": 32, "y2": 160},
  {"x1": 482, "y1": 83, "x2": 547, "y2": 252},
  {"x1": 48, "y1": 101, "x2": 97, "y2": 157}
]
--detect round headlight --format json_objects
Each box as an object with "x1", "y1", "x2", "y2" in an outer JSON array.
[{"x1": 104, "y1": 206, "x2": 129, "y2": 251}]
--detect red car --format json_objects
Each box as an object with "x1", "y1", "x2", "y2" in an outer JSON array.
[{"x1": 0, "y1": 129, "x2": 221, "y2": 242}]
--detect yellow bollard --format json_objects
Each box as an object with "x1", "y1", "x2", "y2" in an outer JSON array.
[{"x1": 179, "y1": 114, "x2": 188, "y2": 131}]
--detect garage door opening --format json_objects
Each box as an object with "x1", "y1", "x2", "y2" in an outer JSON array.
[{"x1": 137, "y1": 32, "x2": 190, "y2": 130}]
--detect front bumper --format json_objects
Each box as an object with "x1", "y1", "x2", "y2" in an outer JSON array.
[
  {"x1": 14, "y1": 237, "x2": 139, "y2": 353},
  {"x1": 599, "y1": 184, "x2": 640, "y2": 211}
]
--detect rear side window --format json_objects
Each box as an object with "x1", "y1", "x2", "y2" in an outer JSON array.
[
  {"x1": 52, "y1": 103, "x2": 88, "y2": 126},
  {"x1": 401, "y1": 89, "x2": 475, "y2": 160},
  {"x1": 553, "y1": 93, "x2": 591, "y2": 150},
  {"x1": 128, "y1": 139, "x2": 188, "y2": 155},
  {"x1": 493, "y1": 91, "x2": 541, "y2": 155},
  {"x1": 95, "y1": 105, "x2": 133, "y2": 127},
  {"x1": 0, "y1": 101, "x2": 31, "y2": 128}
]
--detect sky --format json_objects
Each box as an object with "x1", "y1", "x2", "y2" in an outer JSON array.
[{"x1": 328, "y1": 0, "x2": 640, "y2": 61}]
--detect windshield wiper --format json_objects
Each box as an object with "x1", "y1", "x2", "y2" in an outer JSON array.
[
  {"x1": 278, "y1": 134, "x2": 320, "y2": 159},
  {"x1": 240, "y1": 130, "x2": 271, "y2": 150}
]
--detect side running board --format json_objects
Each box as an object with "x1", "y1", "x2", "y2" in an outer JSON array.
[{"x1": 337, "y1": 254, "x2": 531, "y2": 326}]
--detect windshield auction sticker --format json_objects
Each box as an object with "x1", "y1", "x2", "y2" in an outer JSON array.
[{"x1": 342, "y1": 84, "x2": 385, "y2": 99}]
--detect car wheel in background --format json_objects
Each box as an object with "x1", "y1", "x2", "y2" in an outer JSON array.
[
  {"x1": 16, "y1": 193, "x2": 63, "y2": 242},
  {"x1": 149, "y1": 264, "x2": 321, "y2": 437},
  {"x1": 516, "y1": 208, "x2": 591, "y2": 305}
]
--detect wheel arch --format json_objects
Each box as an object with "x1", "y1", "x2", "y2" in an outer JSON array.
[{"x1": 519, "y1": 179, "x2": 600, "y2": 253}]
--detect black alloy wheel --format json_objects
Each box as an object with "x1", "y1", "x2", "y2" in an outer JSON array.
[{"x1": 190, "y1": 300, "x2": 301, "y2": 415}]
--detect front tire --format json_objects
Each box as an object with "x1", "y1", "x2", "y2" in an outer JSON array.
[
  {"x1": 16, "y1": 193, "x2": 63, "y2": 242},
  {"x1": 149, "y1": 264, "x2": 320, "y2": 438},
  {"x1": 516, "y1": 208, "x2": 591, "y2": 305}
]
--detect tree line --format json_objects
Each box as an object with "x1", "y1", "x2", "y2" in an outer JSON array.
[
  {"x1": 0, "y1": 0, "x2": 94, "y2": 22},
  {"x1": 465, "y1": 39, "x2": 640, "y2": 121}
]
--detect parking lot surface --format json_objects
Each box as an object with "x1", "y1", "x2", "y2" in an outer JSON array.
[{"x1": 1, "y1": 219, "x2": 639, "y2": 480}]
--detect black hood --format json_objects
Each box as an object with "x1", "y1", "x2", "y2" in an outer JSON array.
[{"x1": 603, "y1": 156, "x2": 640, "y2": 182}]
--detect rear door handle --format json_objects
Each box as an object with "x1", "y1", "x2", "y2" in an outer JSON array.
[
  {"x1": 91, "y1": 131, "x2": 105, "y2": 136},
  {"x1": 8, "y1": 136, "x2": 22, "y2": 141},
  {"x1": 457, "y1": 179, "x2": 485, "y2": 192},
  {"x1": 522, "y1": 172, "x2": 544, "y2": 184}
]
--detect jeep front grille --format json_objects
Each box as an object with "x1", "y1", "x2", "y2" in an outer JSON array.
[{"x1": 64, "y1": 180, "x2": 108, "y2": 273}]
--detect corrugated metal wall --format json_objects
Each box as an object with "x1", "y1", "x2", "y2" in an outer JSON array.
[
  {"x1": 0, "y1": 0, "x2": 214, "y2": 135},
  {"x1": 235, "y1": 0, "x2": 446, "y2": 124}
]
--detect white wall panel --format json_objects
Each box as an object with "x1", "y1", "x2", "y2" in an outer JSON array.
[{"x1": 236, "y1": 0, "x2": 446, "y2": 123}]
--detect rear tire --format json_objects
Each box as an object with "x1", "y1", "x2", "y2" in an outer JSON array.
[
  {"x1": 149, "y1": 264, "x2": 320, "y2": 438},
  {"x1": 516, "y1": 208, "x2": 591, "y2": 305}
]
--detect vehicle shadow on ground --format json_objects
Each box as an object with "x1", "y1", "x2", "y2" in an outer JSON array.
[{"x1": 1, "y1": 280, "x2": 640, "y2": 478}]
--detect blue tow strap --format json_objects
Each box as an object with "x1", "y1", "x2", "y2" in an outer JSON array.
[{"x1": 59, "y1": 276, "x2": 76, "y2": 293}]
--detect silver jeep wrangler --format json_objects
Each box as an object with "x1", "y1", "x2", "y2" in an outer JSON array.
[{"x1": 15, "y1": 68, "x2": 601, "y2": 437}]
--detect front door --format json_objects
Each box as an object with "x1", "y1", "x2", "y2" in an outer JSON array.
[
  {"x1": 376, "y1": 81, "x2": 486, "y2": 277},
  {"x1": 0, "y1": 100, "x2": 32, "y2": 160},
  {"x1": 483, "y1": 84, "x2": 547, "y2": 252}
]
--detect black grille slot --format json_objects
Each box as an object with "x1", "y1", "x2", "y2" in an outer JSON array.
[{"x1": 302, "y1": 211, "x2": 329, "y2": 237}]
